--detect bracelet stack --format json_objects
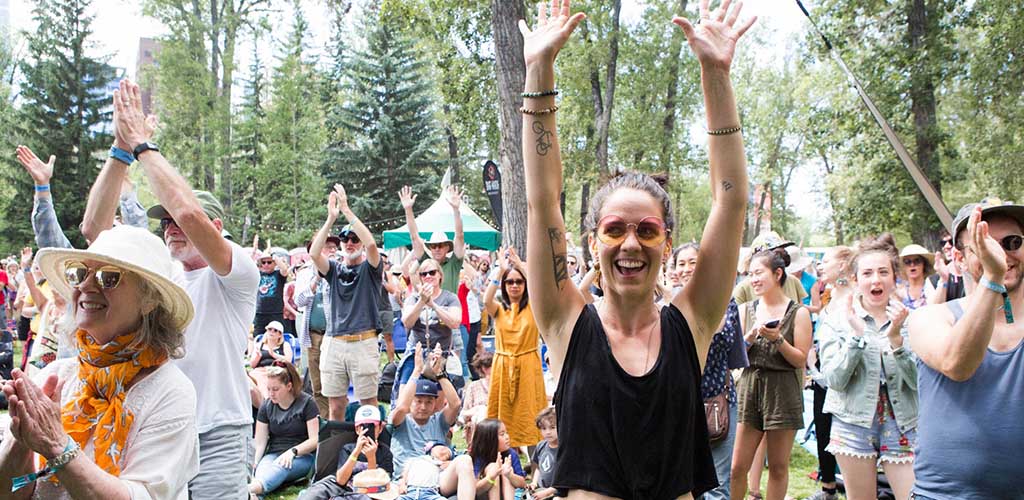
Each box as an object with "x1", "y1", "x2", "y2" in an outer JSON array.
[
  {"x1": 12, "y1": 437, "x2": 81, "y2": 491},
  {"x1": 521, "y1": 89, "x2": 559, "y2": 98},
  {"x1": 520, "y1": 89, "x2": 559, "y2": 115}
]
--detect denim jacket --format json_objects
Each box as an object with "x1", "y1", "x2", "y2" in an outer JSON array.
[{"x1": 818, "y1": 302, "x2": 919, "y2": 432}]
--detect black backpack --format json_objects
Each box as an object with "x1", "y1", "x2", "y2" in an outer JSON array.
[{"x1": 377, "y1": 362, "x2": 397, "y2": 403}]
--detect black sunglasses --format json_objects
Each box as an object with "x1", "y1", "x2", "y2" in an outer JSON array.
[
  {"x1": 940, "y1": 238, "x2": 953, "y2": 246},
  {"x1": 340, "y1": 235, "x2": 360, "y2": 244},
  {"x1": 902, "y1": 257, "x2": 925, "y2": 266},
  {"x1": 1000, "y1": 235, "x2": 1023, "y2": 252},
  {"x1": 419, "y1": 269, "x2": 438, "y2": 277},
  {"x1": 504, "y1": 279, "x2": 525, "y2": 286},
  {"x1": 159, "y1": 218, "x2": 177, "y2": 232}
]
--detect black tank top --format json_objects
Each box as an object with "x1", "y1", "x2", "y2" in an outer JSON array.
[{"x1": 552, "y1": 304, "x2": 718, "y2": 499}]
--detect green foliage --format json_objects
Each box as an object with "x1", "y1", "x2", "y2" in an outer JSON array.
[
  {"x1": 321, "y1": 7, "x2": 443, "y2": 230},
  {"x1": 0, "y1": 0, "x2": 116, "y2": 251}
]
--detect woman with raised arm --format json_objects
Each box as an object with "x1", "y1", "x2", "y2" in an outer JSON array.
[{"x1": 519, "y1": 0, "x2": 755, "y2": 498}]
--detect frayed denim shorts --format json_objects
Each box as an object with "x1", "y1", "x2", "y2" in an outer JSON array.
[{"x1": 826, "y1": 384, "x2": 916, "y2": 464}]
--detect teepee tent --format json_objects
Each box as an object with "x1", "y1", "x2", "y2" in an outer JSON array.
[{"x1": 382, "y1": 195, "x2": 501, "y2": 251}]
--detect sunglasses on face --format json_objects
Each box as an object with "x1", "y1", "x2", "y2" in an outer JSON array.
[
  {"x1": 1000, "y1": 234, "x2": 1023, "y2": 252},
  {"x1": 260, "y1": 260, "x2": 274, "y2": 265},
  {"x1": 159, "y1": 218, "x2": 177, "y2": 232},
  {"x1": 941, "y1": 238, "x2": 953, "y2": 247},
  {"x1": 596, "y1": 215, "x2": 668, "y2": 248},
  {"x1": 419, "y1": 269, "x2": 438, "y2": 278},
  {"x1": 64, "y1": 262, "x2": 127, "y2": 290},
  {"x1": 426, "y1": 244, "x2": 447, "y2": 251},
  {"x1": 902, "y1": 258, "x2": 924, "y2": 266},
  {"x1": 341, "y1": 236, "x2": 360, "y2": 244},
  {"x1": 504, "y1": 279, "x2": 525, "y2": 286}
]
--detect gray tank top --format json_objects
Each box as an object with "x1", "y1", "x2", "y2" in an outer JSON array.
[{"x1": 912, "y1": 298, "x2": 1024, "y2": 499}]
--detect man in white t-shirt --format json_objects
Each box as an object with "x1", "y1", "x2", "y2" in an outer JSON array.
[{"x1": 82, "y1": 79, "x2": 260, "y2": 500}]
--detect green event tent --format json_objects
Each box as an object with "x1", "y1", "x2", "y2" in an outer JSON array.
[{"x1": 382, "y1": 195, "x2": 501, "y2": 250}]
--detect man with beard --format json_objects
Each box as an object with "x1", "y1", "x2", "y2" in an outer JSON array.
[
  {"x1": 909, "y1": 199, "x2": 1024, "y2": 500},
  {"x1": 82, "y1": 79, "x2": 259, "y2": 499},
  {"x1": 309, "y1": 184, "x2": 383, "y2": 422}
]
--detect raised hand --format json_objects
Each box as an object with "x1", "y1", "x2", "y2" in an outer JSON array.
[
  {"x1": 413, "y1": 342, "x2": 425, "y2": 373},
  {"x1": 671, "y1": 0, "x2": 757, "y2": 71},
  {"x1": 518, "y1": 0, "x2": 587, "y2": 66},
  {"x1": 445, "y1": 185, "x2": 463, "y2": 211},
  {"x1": 968, "y1": 206, "x2": 1008, "y2": 282},
  {"x1": 399, "y1": 186, "x2": 417, "y2": 211},
  {"x1": 886, "y1": 300, "x2": 909, "y2": 345},
  {"x1": 333, "y1": 184, "x2": 351, "y2": 216},
  {"x1": 327, "y1": 191, "x2": 341, "y2": 221},
  {"x1": 934, "y1": 251, "x2": 950, "y2": 281},
  {"x1": 20, "y1": 247, "x2": 32, "y2": 269},
  {"x1": 113, "y1": 80, "x2": 149, "y2": 148},
  {"x1": 508, "y1": 246, "x2": 525, "y2": 270},
  {"x1": 15, "y1": 146, "x2": 55, "y2": 186},
  {"x1": 5, "y1": 370, "x2": 67, "y2": 459},
  {"x1": 500, "y1": 454, "x2": 513, "y2": 476}
]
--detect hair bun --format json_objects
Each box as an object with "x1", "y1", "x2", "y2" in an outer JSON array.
[
  {"x1": 774, "y1": 247, "x2": 792, "y2": 267},
  {"x1": 648, "y1": 173, "x2": 670, "y2": 189}
]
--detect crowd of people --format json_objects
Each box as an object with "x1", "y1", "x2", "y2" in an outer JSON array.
[{"x1": 0, "y1": 1, "x2": 1020, "y2": 500}]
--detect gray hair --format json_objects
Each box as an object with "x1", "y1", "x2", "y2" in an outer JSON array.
[{"x1": 61, "y1": 278, "x2": 186, "y2": 360}]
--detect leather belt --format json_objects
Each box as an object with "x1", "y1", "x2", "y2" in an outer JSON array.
[{"x1": 329, "y1": 330, "x2": 377, "y2": 342}]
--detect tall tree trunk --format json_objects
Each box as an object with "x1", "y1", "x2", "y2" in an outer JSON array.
[
  {"x1": 220, "y1": 2, "x2": 239, "y2": 214},
  {"x1": 579, "y1": 182, "x2": 591, "y2": 264},
  {"x1": 491, "y1": 0, "x2": 527, "y2": 255},
  {"x1": 444, "y1": 105, "x2": 460, "y2": 185},
  {"x1": 820, "y1": 152, "x2": 844, "y2": 245},
  {"x1": 659, "y1": 0, "x2": 688, "y2": 175},
  {"x1": 907, "y1": 0, "x2": 941, "y2": 244},
  {"x1": 582, "y1": 0, "x2": 622, "y2": 175}
]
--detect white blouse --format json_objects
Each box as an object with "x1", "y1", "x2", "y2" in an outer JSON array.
[{"x1": 14, "y1": 358, "x2": 199, "y2": 500}]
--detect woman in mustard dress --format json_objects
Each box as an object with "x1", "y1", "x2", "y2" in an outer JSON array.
[{"x1": 483, "y1": 248, "x2": 547, "y2": 448}]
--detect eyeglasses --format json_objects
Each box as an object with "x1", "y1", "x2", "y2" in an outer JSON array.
[
  {"x1": 419, "y1": 269, "x2": 438, "y2": 277},
  {"x1": 902, "y1": 258, "x2": 924, "y2": 266},
  {"x1": 64, "y1": 262, "x2": 127, "y2": 290},
  {"x1": 159, "y1": 218, "x2": 177, "y2": 232},
  {"x1": 596, "y1": 215, "x2": 668, "y2": 248},
  {"x1": 503, "y1": 279, "x2": 525, "y2": 286}
]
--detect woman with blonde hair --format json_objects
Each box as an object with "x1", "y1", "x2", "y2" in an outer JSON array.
[{"x1": 0, "y1": 225, "x2": 198, "y2": 499}]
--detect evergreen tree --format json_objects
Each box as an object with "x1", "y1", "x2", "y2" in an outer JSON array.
[
  {"x1": 0, "y1": 0, "x2": 116, "y2": 249},
  {"x1": 259, "y1": 1, "x2": 327, "y2": 246},
  {"x1": 322, "y1": 8, "x2": 443, "y2": 227},
  {"x1": 233, "y1": 33, "x2": 269, "y2": 241}
]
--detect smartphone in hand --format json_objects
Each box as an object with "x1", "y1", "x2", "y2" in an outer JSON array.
[{"x1": 763, "y1": 319, "x2": 781, "y2": 329}]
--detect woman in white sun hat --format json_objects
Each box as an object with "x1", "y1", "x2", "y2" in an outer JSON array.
[
  {"x1": 0, "y1": 225, "x2": 198, "y2": 499},
  {"x1": 896, "y1": 244, "x2": 934, "y2": 310}
]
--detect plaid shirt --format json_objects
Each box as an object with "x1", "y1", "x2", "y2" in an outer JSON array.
[{"x1": 32, "y1": 191, "x2": 148, "y2": 249}]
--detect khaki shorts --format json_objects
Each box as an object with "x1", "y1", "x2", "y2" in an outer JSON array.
[
  {"x1": 737, "y1": 367, "x2": 804, "y2": 431},
  {"x1": 319, "y1": 335, "x2": 380, "y2": 399}
]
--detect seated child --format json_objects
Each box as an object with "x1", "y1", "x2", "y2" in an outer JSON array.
[{"x1": 469, "y1": 419, "x2": 527, "y2": 500}]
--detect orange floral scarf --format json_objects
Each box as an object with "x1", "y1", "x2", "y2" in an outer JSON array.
[{"x1": 59, "y1": 329, "x2": 167, "y2": 476}]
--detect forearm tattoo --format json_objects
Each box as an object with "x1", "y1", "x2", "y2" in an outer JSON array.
[
  {"x1": 548, "y1": 227, "x2": 569, "y2": 289},
  {"x1": 533, "y1": 121, "x2": 553, "y2": 156},
  {"x1": 721, "y1": 180, "x2": 734, "y2": 192}
]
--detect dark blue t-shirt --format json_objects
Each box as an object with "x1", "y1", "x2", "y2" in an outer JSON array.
[{"x1": 473, "y1": 448, "x2": 525, "y2": 478}]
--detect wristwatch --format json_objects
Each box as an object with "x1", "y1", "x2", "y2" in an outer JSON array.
[
  {"x1": 291, "y1": 447, "x2": 299, "y2": 456},
  {"x1": 132, "y1": 142, "x2": 160, "y2": 159}
]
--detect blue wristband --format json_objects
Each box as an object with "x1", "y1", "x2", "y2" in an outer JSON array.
[
  {"x1": 109, "y1": 146, "x2": 135, "y2": 166},
  {"x1": 34, "y1": 184, "x2": 50, "y2": 192},
  {"x1": 980, "y1": 277, "x2": 1014, "y2": 324}
]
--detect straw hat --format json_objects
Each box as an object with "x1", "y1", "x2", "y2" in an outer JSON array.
[
  {"x1": 899, "y1": 244, "x2": 935, "y2": 266},
  {"x1": 36, "y1": 225, "x2": 194, "y2": 333},
  {"x1": 351, "y1": 468, "x2": 398, "y2": 500}
]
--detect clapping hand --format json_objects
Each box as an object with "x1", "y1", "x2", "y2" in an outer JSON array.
[
  {"x1": 845, "y1": 294, "x2": 867, "y2": 337},
  {"x1": 967, "y1": 206, "x2": 1008, "y2": 282},
  {"x1": 333, "y1": 184, "x2": 351, "y2": 217},
  {"x1": 886, "y1": 299, "x2": 909, "y2": 346},
  {"x1": 518, "y1": 0, "x2": 587, "y2": 67},
  {"x1": 671, "y1": 0, "x2": 757, "y2": 72},
  {"x1": 15, "y1": 146, "x2": 55, "y2": 186},
  {"x1": 2, "y1": 370, "x2": 68, "y2": 459},
  {"x1": 113, "y1": 80, "x2": 150, "y2": 149},
  {"x1": 500, "y1": 454, "x2": 513, "y2": 476}
]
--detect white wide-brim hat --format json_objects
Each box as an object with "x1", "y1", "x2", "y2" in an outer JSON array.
[
  {"x1": 36, "y1": 225, "x2": 195, "y2": 333},
  {"x1": 426, "y1": 231, "x2": 453, "y2": 245},
  {"x1": 899, "y1": 244, "x2": 935, "y2": 265},
  {"x1": 785, "y1": 246, "x2": 815, "y2": 274}
]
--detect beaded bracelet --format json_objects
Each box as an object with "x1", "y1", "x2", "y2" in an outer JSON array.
[
  {"x1": 521, "y1": 89, "x2": 558, "y2": 98},
  {"x1": 12, "y1": 437, "x2": 81, "y2": 492},
  {"x1": 708, "y1": 125, "x2": 743, "y2": 136},
  {"x1": 519, "y1": 105, "x2": 559, "y2": 116}
]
